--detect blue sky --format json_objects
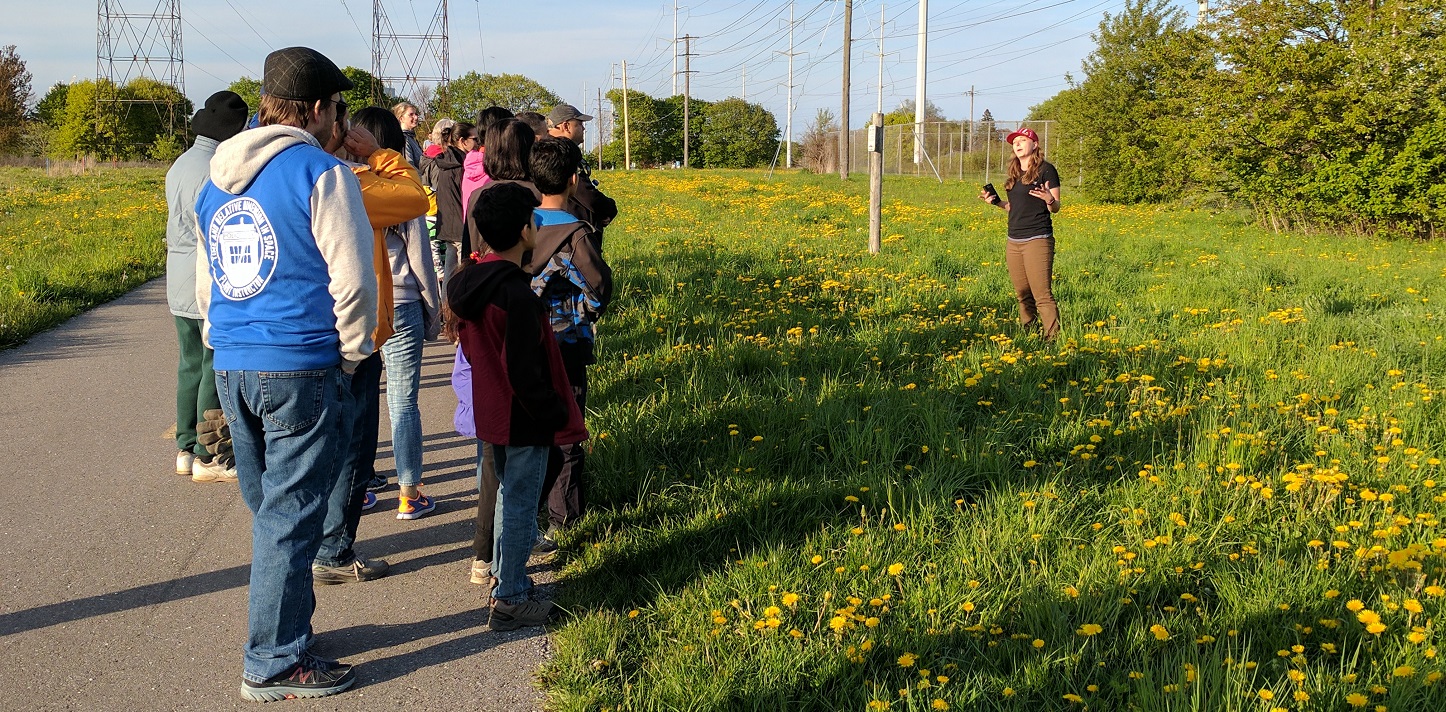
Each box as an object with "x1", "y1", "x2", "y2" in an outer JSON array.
[{"x1": 14, "y1": 0, "x2": 1199, "y2": 147}]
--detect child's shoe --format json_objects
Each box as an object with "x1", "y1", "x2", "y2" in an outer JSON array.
[
  {"x1": 488, "y1": 599, "x2": 554, "y2": 631},
  {"x1": 361, "y1": 491, "x2": 377, "y2": 510},
  {"x1": 397, "y1": 491, "x2": 435, "y2": 520}
]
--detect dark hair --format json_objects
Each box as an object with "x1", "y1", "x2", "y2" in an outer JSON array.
[
  {"x1": 472, "y1": 182, "x2": 540, "y2": 252},
  {"x1": 452, "y1": 121, "x2": 476, "y2": 148},
  {"x1": 515, "y1": 111, "x2": 548, "y2": 138},
  {"x1": 351, "y1": 106, "x2": 405, "y2": 153},
  {"x1": 475, "y1": 106, "x2": 514, "y2": 148},
  {"x1": 530, "y1": 137, "x2": 581, "y2": 196},
  {"x1": 483, "y1": 119, "x2": 534, "y2": 181}
]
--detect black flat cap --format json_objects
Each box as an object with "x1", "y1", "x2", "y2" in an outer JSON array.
[
  {"x1": 262, "y1": 47, "x2": 353, "y2": 101},
  {"x1": 192, "y1": 90, "x2": 249, "y2": 141}
]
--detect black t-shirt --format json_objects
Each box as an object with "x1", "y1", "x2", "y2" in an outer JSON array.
[{"x1": 1005, "y1": 161, "x2": 1061, "y2": 239}]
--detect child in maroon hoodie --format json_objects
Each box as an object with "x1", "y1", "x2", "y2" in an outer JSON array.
[{"x1": 446, "y1": 181, "x2": 587, "y2": 631}]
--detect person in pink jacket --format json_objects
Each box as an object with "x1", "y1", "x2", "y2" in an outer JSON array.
[{"x1": 461, "y1": 107, "x2": 515, "y2": 259}]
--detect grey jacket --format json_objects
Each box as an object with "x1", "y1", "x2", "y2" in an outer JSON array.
[{"x1": 165, "y1": 136, "x2": 218, "y2": 319}]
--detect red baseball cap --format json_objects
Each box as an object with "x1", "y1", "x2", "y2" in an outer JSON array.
[{"x1": 1005, "y1": 127, "x2": 1039, "y2": 144}]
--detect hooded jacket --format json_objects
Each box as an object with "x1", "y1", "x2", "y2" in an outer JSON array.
[
  {"x1": 350, "y1": 147, "x2": 432, "y2": 348},
  {"x1": 460, "y1": 149, "x2": 489, "y2": 224},
  {"x1": 447, "y1": 254, "x2": 587, "y2": 447},
  {"x1": 166, "y1": 136, "x2": 219, "y2": 319},
  {"x1": 523, "y1": 208, "x2": 612, "y2": 364},
  {"x1": 420, "y1": 145, "x2": 465, "y2": 244},
  {"x1": 195, "y1": 124, "x2": 377, "y2": 372}
]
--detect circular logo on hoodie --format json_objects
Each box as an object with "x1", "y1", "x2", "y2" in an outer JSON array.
[{"x1": 208, "y1": 197, "x2": 278, "y2": 301}]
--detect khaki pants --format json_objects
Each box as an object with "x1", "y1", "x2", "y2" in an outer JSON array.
[{"x1": 1005, "y1": 237, "x2": 1059, "y2": 340}]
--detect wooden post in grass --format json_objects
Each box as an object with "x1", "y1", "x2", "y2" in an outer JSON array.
[{"x1": 868, "y1": 112, "x2": 883, "y2": 254}]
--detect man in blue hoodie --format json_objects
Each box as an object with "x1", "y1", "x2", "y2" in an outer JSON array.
[{"x1": 196, "y1": 47, "x2": 376, "y2": 702}]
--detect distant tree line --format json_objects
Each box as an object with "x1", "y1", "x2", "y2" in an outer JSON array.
[{"x1": 601, "y1": 89, "x2": 781, "y2": 169}]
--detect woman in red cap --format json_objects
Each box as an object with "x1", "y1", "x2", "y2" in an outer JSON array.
[{"x1": 978, "y1": 126, "x2": 1062, "y2": 341}]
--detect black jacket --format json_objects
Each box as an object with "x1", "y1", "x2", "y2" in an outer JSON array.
[
  {"x1": 420, "y1": 146, "x2": 465, "y2": 244},
  {"x1": 566, "y1": 164, "x2": 618, "y2": 241}
]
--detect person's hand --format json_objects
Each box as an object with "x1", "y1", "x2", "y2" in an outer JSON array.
[
  {"x1": 1029, "y1": 182, "x2": 1056, "y2": 207},
  {"x1": 978, "y1": 188, "x2": 998, "y2": 205},
  {"x1": 343, "y1": 125, "x2": 380, "y2": 161}
]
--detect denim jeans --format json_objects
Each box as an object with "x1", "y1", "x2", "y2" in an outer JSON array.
[
  {"x1": 314, "y1": 352, "x2": 382, "y2": 567},
  {"x1": 216, "y1": 367, "x2": 350, "y2": 683},
  {"x1": 381, "y1": 300, "x2": 425, "y2": 488},
  {"x1": 488, "y1": 443, "x2": 548, "y2": 605}
]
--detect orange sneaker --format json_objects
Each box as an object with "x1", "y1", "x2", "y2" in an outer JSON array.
[{"x1": 397, "y1": 491, "x2": 435, "y2": 520}]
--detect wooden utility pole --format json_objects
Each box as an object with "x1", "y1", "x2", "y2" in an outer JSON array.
[
  {"x1": 622, "y1": 61, "x2": 631, "y2": 170},
  {"x1": 839, "y1": 0, "x2": 853, "y2": 179},
  {"x1": 868, "y1": 112, "x2": 883, "y2": 254},
  {"x1": 682, "y1": 34, "x2": 696, "y2": 168}
]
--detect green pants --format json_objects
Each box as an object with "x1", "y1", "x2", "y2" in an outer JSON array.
[{"x1": 174, "y1": 316, "x2": 220, "y2": 458}]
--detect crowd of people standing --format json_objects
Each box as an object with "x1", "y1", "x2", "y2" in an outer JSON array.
[{"x1": 163, "y1": 46, "x2": 615, "y2": 701}]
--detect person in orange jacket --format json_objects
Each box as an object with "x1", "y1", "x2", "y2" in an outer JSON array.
[{"x1": 312, "y1": 104, "x2": 435, "y2": 584}]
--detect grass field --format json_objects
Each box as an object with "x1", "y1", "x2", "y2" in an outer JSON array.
[
  {"x1": 3, "y1": 166, "x2": 1443, "y2": 710},
  {"x1": 0, "y1": 167, "x2": 167, "y2": 349},
  {"x1": 544, "y1": 170, "x2": 1446, "y2": 711}
]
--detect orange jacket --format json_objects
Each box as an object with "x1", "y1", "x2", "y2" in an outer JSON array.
[{"x1": 351, "y1": 148, "x2": 429, "y2": 349}]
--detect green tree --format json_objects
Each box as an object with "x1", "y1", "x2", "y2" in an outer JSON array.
[
  {"x1": 699, "y1": 98, "x2": 779, "y2": 168},
  {"x1": 663, "y1": 94, "x2": 711, "y2": 167},
  {"x1": 226, "y1": 77, "x2": 262, "y2": 114},
  {"x1": 33, "y1": 82, "x2": 68, "y2": 126},
  {"x1": 342, "y1": 66, "x2": 400, "y2": 110},
  {"x1": 432, "y1": 72, "x2": 561, "y2": 120},
  {"x1": 48, "y1": 77, "x2": 192, "y2": 160},
  {"x1": 604, "y1": 88, "x2": 678, "y2": 167},
  {"x1": 0, "y1": 45, "x2": 32, "y2": 154}
]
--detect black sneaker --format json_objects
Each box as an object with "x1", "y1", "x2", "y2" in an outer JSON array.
[
  {"x1": 488, "y1": 599, "x2": 555, "y2": 631},
  {"x1": 240, "y1": 655, "x2": 356, "y2": 702},
  {"x1": 312, "y1": 556, "x2": 389, "y2": 585},
  {"x1": 532, "y1": 525, "x2": 561, "y2": 554},
  {"x1": 365, "y1": 474, "x2": 390, "y2": 492}
]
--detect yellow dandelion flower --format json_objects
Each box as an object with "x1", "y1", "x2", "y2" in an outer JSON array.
[
  {"x1": 1150, "y1": 624, "x2": 1170, "y2": 641},
  {"x1": 1346, "y1": 692, "x2": 1368, "y2": 707},
  {"x1": 782, "y1": 592, "x2": 800, "y2": 607},
  {"x1": 888, "y1": 563, "x2": 905, "y2": 576},
  {"x1": 1394, "y1": 665, "x2": 1415, "y2": 677},
  {"x1": 1077, "y1": 624, "x2": 1103, "y2": 636},
  {"x1": 898, "y1": 652, "x2": 917, "y2": 667},
  {"x1": 1062, "y1": 693, "x2": 1083, "y2": 703},
  {"x1": 1032, "y1": 638, "x2": 1045, "y2": 648},
  {"x1": 1347, "y1": 599, "x2": 1366, "y2": 612},
  {"x1": 1257, "y1": 689, "x2": 1274, "y2": 701}
]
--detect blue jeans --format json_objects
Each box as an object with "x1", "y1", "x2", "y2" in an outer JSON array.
[
  {"x1": 314, "y1": 352, "x2": 382, "y2": 567},
  {"x1": 217, "y1": 367, "x2": 350, "y2": 683},
  {"x1": 382, "y1": 301, "x2": 425, "y2": 488},
  {"x1": 489, "y1": 443, "x2": 548, "y2": 605}
]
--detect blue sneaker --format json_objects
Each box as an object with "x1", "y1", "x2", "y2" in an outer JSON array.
[
  {"x1": 397, "y1": 492, "x2": 435, "y2": 520},
  {"x1": 361, "y1": 491, "x2": 377, "y2": 511}
]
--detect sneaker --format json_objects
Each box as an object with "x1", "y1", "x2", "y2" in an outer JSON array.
[
  {"x1": 361, "y1": 491, "x2": 377, "y2": 510},
  {"x1": 192, "y1": 457, "x2": 236, "y2": 483},
  {"x1": 312, "y1": 556, "x2": 389, "y2": 585},
  {"x1": 239, "y1": 655, "x2": 356, "y2": 702},
  {"x1": 488, "y1": 599, "x2": 555, "y2": 631},
  {"x1": 365, "y1": 474, "x2": 389, "y2": 492},
  {"x1": 396, "y1": 492, "x2": 435, "y2": 520},
  {"x1": 532, "y1": 524, "x2": 561, "y2": 554},
  {"x1": 470, "y1": 559, "x2": 494, "y2": 586},
  {"x1": 175, "y1": 450, "x2": 194, "y2": 476}
]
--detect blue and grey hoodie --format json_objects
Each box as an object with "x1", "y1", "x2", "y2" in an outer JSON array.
[{"x1": 195, "y1": 125, "x2": 377, "y2": 372}]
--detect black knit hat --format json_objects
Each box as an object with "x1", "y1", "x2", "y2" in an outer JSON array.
[
  {"x1": 191, "y1": 91, "x2": 249, "y2": 141},
  {"x1": 262, "y1": 47, "x2": 353, "y2": 101}
]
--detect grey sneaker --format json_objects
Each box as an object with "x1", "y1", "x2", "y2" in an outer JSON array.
[
  {"x1": 192, "y1": 457, "x2": 235, "y2": 483},
  {"x1": 470, "y1": 560, "x2": 494, "y2": 586},
  {"x1": 532, "y1": 524, "x2": 561, "y2": 554},
  {"x1": 488, "y1": 599, "x2": 554, "y2": 631},
  {"x1": 313, "y1": 556, "x2": 390, "y2": 585}
]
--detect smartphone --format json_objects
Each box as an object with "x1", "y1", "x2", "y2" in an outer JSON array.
[{"x1": 983, "y1": 183, "x2": 999, "y2": 201}]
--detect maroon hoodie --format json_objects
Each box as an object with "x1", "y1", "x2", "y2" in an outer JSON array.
[{"x1": 447, "y1": 253, "x2": 587, "y2": 447}]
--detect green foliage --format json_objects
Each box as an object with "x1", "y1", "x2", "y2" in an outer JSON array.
[
  {"x1": 46, "y1": 78, "x2": 191, "y2": 160},
  {"x1": 604, "y1": 88, "x2": 677, "y2": 168},
  {"x1": 882, "y1": 98, "x2": 946, "y2": 127},
  {"x1": 33, "y1": 82, "x2": 67, "y2": 125},
  {"x1": 604, "y1": 89, "x2": 780, "y2": 168},
  {"x1": 0, "y1": 45, "x2": 32, "y2": 154},
  {"x1": 340, "y1": 66, "x2": 400, "y2": 110},
  {"x1": 226, "y1": 77, "x2": 261, "y2": 115},
  {"x1": 432, "y1": 72, "x2": 562, "y2": 121}
]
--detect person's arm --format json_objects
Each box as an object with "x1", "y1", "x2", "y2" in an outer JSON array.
[
  {"x1": 311, "y1": 165, "x2": 379, "y2": 371},
  {"x1": 1028, "y1": 182, "x2": 1062, "y2": 213},
  {"x1": 346, "y1": 130, "x2": 430, "y2": 229},
  {"x1": 566, "y1": 229, "x2": 613, "y2": 317},
  {"x1": 978, "y1": 187, "x2": 1011, "y2": 212}
]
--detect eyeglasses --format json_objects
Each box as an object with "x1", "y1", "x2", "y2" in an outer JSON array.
[{"x1": 329, "y1": 98, "x2": 348, "y2": 118}]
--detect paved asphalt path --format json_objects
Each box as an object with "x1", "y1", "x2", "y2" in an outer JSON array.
[{"x1": 0, "y1": 280, "x2": 555, "y2": 711}]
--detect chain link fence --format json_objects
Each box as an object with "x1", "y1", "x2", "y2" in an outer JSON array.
[{"x1": 806, "y1": 120, "x2": 1080, "y2": 187}]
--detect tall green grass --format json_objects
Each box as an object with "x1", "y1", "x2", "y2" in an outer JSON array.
[
  {"x1": 543, "y1": 170, "x2": 1446, "y2": 711},
  {"x1": 0, "y1": 167, "x2": 167, "y2": 348}
]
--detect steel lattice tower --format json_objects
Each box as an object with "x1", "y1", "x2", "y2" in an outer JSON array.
[
  {"x1": 96, "y1": 0, "x2": 186, "y2": 135},
  {"x1": 372, "y1": 0, "x2": 449, "y2": 109}
]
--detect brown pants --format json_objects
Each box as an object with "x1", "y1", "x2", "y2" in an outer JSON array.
[{"x1": 1005, "y1": 237, "x2": 1059, "y2": 340}]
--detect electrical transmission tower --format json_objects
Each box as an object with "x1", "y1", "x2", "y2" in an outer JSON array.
[
  {"x1": 96, "y1": 0, "x2": 186, "y2": 137},
  {"x1": 372, "y1": 0, "x2": 449, "y2": 110}
]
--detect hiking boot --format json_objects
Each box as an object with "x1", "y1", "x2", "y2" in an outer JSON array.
[
  {"x1": 396, "y1": 492, "x2": 435, "y2": 520},
  {"x1": 365, "y1": 474, "x2": 389, "y2": 492},
  {"x1": 488, "y1": 599, "x2": 554, "y2": 631},
  {"x1": 532, "y1": 524, "x2": 561, "y2": 554},
  {"x1": 312, "y1": 556, "x2": 389, "y2": 585},
  {"x1": 192, "y1": 457, "x2": 237, "y2": 483},
  {"x1": 176, "y1": 450, "x2": 194, "y2": 476},
  {"x1": 239, "y1": 654, "x2": 356, "y2": 702}
]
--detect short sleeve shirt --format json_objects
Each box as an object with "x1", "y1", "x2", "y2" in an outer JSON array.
[{"x1": 1005, "y1": 161, "x2": 1061, "y2": 239}]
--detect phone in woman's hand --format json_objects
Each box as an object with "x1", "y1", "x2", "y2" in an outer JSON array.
[{"x1": 983, "y1": 183, "x2": 999, "y2": 202}]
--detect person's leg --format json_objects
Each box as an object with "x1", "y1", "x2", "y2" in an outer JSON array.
[
  {"x1": 473, "y1": 440, "x2": 498, "y2": 565},
  {"x1": 1023, "y1": 238, "x2": 1059, "y2": 340},
  {"x1": 443, "y1": 242, "x2": 460, "y2": 279},
  {"x1": 1005, "y1": 239, "x2": 1038, "y2": 330},
  {"x1": 541, "y1": 347, "x2": 588, "y2": 531},
  {"x1": 382, "y1": 301, "x2": 430, "y2": 518},
  {"x1": 195, "y1": 334, "x2": 221, "y2": 456},
  {"x1": 314, "y1": 353, "x2": 383, "y2": 573},
  {"x1": 490, "y1": 444, "x2": 549, "y2": 604},
  {"x1": 431, "y1": 239, "x2": 446, "y2": 278},
  {"x1": 174, "y1": 316, "x2": 205, "y2": 463},
  {"x1": 222, "y1": 367, "x2": 349, "y2": 684}
]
